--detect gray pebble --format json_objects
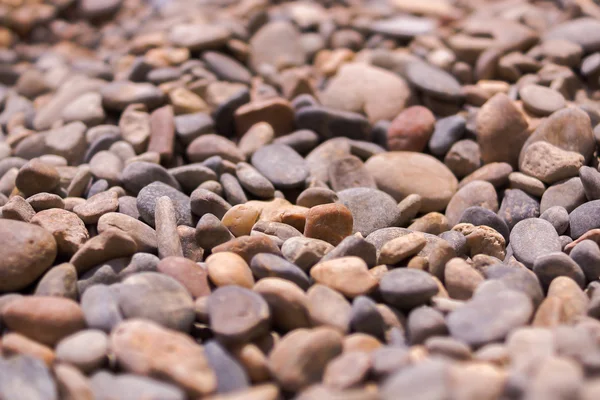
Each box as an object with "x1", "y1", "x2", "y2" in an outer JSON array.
[
  {"x1": 295, "y1": 106, "x2": 371, "y2": 141},
  {"x1": 174, "y1": 112, "x2": 214, "y2": 146},
  {"x1": 155, "y1": 196, "x2": 183, "y2": 259},
  {"x1": 121, "y1": 161, "x2": 180, "y2": 195},
  {"x1": 119, "y1": 253, "x2": 159, "y2": 279},
  {"x1": 438, "y1": 230, "x2": 468, "y2": 256},
  {"x1": 250, "y1": 253, "x2": 310, "y2": 290},
  {"x1": 379, "y1": 268, "x2": 439, "y2": 310},
  {"x1": 540, "y1": 177, "x2": 587, "y2": 213},
  {"x1": 168, "y1": 164, "x2": 217, "y2": 194},
  {"x1": 281, "y1": 236, "x2": 334, "y2": 271},
  {"x1": 540, "y1": 206, "x2": 570, "y2": 235},
  {"x1": 338, "y1": 187, "x2": 403, "y2": 236},
  {"x1": 320, "y1": 234, "x2": 377, "y2": 267},
  {"x1": 510, "y1": 218, "x2": 561, "y2": 268},
  {"x1": 204, "y1": 340, "x2": 250, "y2": 394},
  {"x1": 90, "y1": 371, "x2": 184, "y2": 400},
  {"x1": 220, "y1": 173, "x2": 248, "y2": 205},
  {"x1": 428, "y1": 115, "x2": 466, "y2": 157},
  {"x1": 350, "y1": 295, "x2": 385, "y2": 341},
  {"x1": 273, "y1": 129, "x2": 319, "y2": 154},
  {"x1": 580, "y1": 166, "x2": 600, "y2": 200},
  {"x1": 56, "y1": 329, "x2": 108, "y2": 373},
  {"x1": 459, "y1": 206, "x2": 510, "y2": 242},
  {"x1": 81, "y1": 284, "x2": 123, "y2": 332},
  {"x1": 407, "y1": 306, "x2": 448, "y2": 345},
  {"x1": 569, "y1": 199, "x2": 600, "y2": 239},
  {"x1": 533, "y1": 252, "x2": 586, "y2": 289},
  {"x1": 296, "y1": 187, "x2": 339, "y2": 208},
  {"x1": 137, "y1": 182, "x2": 193, "y2": 227},
  {"x1": 251, "y1": 144, "x2": 309, "y2": 189},
  {"x1": 195, "y1": 213, "x2": 234, "y2": 251},
  {"x1": 570, "y1": 240, "x2": 600, "y2": 282},
  {"x1": 235, "y1": 162, "x2": 275, "y2": 199},
  {"x1": 190, "y1": 187, "x2": 232, "y2": 219},
  {"x1": 498, "y1": 189, "x2": 540, "y2": 230},
  {"x1": 0, "y1": 355, "x2": 57, "y2": 400}
]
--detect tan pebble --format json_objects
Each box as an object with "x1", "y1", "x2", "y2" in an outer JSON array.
[
  {"x1": 1, "y1": 332, "x2": 55, "y2": 366},
  {"x1": 379, "y1": 233, "x2": 427, "y2": 265},
  {"x1": 310, "y1": 257, "x2": 378, "y2": 298},
  {"x1": 206, "y1": 252, "x2": 254, "y2": 288}
]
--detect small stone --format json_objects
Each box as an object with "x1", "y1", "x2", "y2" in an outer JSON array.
[
  {"x1": 15, "y1": 159, "x2": 60, "y2": 197},
  {"x1": 169, "y1": 23, "x2": 230, "y2": 51},
  {"x1": 155, "y1": 197, "x2": 183, "y2": 259},
  {"x1": 510, "y1": 218, "x2": 561, "y2": 268},
  {"x1": 365, "y1": 152, "x2": 458, "y2": 212},
  {"x1": 349, "y1": 295, "x2": 386, "y2": 341},
  {"x1": 268, "y1": 327, "x2": 343, "y2": 392},
  {"x1": 250, "y1": 253, "x2": 310, "y2": 290},
  {"x1": 73, "y1": 191, "x2": 119, "y2": 224},
  {"x1": 34, "y1": 263, "x2": 78, "y2": 300},
  {"x1": 204, "y1": 340, "x2": 250, "y2": 394},
  {"x1": 80, "y1": 285, "x2": 123, "y2": 333},
  {"x1": 3, "y1": 296, "x2": 85, "y2": 346},
  {"x1": 110, "y1": 319, "x2": 216, "y2": 397},
  {"x1": 580, "y1": 166, "x2": 600, "y2": 201},
  {"x1": 97, "y1": 212, "x2": 157, "y2": 253},
  {"x1": 70, "y1": 228, "x2": 137, "y2": 274},
  {"x1": 137, "y1": 182, "x2": 193, "y2": 227},
  {"x1": 249, "y1": 21, "x2": 305, "y2": 71},
  {"x1": 533, "y1": 252, "x2": 586, "y2": 289},
  {"x1": 251, "y1": 144, "x2": 309, "y2": 189},
  {"x1": 281, "y1": 236, "x2": 333, "y2": 271},
  {"x1": 296, "y1": 106, "x2": 371, "y2": 142},
  {"x1": 476, "y1": 93, "x2": 529, "y2": 167},
  {"x1": 429, "y1": 115, "x2": 466, "y2": 157},
  {"x1": 520, "y1": 141, "x2": 584, "y2": 184},
  {"x1": 187, "y1": 134, "x2": 244, "y2": 164},
  {"x1": 119, "y1": 105, "x2": 150, "y2": 153},
  {"x1": 328, "y1": 155, "x2": 376, "y2": 192},
  {"x1": 338, "y1": 187, "x2": 404, "y2": 236},
  {"x1": 206, "y1": 252, "x2": 255, "y2": 289},
  {"x1": 541, "y1": 177, "x2": 586, "y2": 213},
  {"x1": 540, "y1": 206, "x2": 570, "y2": 235},
  {"x1": 62, "y1": 92, "x2": 105, "y2": 127},
  {"x1": 0, "y1": 219, "x2": 57, "y2": 292},
  {"x1": 121, "y1": 161, "x2": 180, "y2": 195},
  {"x1": 387, "y1": 106, "x2": 435, "y2": 152},
  {"x1": 195, "y1": 213, "x2": 234, "y2": 251},
  {"x1": 323, "y1": 351, "x2": 371, "y2": 390},
  {"x1": 320, "y1": 63, "x2": 412, "y2": 124},
  {"x1": 320, "y1": 234, "x2": 377, "y2": 268},
  {"x1": 307, "y1": 284, "x2": 351, "y2": 333},
  {"x1": 508, "y1": 172, "x2": 546, "y2": 197},
  {"x1": 379, "y1": 268, "x2": 439, "y2": 310},
  {"x1": 404, "y1": 61, "x2": 462, "y2": 101},
  {"x1": 569, "y1": 200, "x2": 600, "y2": 239},
  {"x1": 89, "y1": 371, "x2": 184, "y2": 400},
  {"x1": 310, "y1": 257, "x2": 378, "y2": 298},
  {"x1": 234, "y1": 98, "x2": 295, "y2": 137},
  {"x1": 445, "y1": 180, "x2": 498, "y2": 227},
  {"x1": 544, "y1": 17, "x2": 600, "y2": 53},
  {"x1": 570, "y1": 240, "x2": 600, "y2": 283},
  {"x1": 447, "y1": 288, "x2": 533, "y2": 347},
  {"x1": 254, "y1": 277, "x2": 310, "y2": 332},
  {"x1": 56, "y1": 330, "x2": 108, "y2": 373},
  {"x1": 236, "y1": 162, "x2": 275, "y2": 199},
  {"x1": 169, "y1": 88, "x2": 208, "y2": 115},
  {"x1": 0, "y1": 355, "x2": 58, "y2": 400},
  {"x1": 498, "y1": 189, "x2": 540, "y2": 230},
  {"x1": 115, "y1": 272, "x2": 195, "y2": 332},
  {"x1": 519, "y1": 84, "x2": 566, "y2": 116},
  {"x1": 407, "y1": 306, "x2": 448, "y2": 345},
  {"x1": 212, "y1": 235, "x2": 281, "y2": 264},
  {"x1": 379, "y1": 232, "x2": 427, "y2": 265},
  {"x1": 296, "y1": 187, "x2": 339, "y2": 208},
  {"x1": 459, "y1": 162, "x2": 513, "y2": 189},
  {"x1": 101, "y1": 81, "x2": 164, "y2": 111},
  {"x1": 208, "y1": 285, "x2": 270, "y2": 343},
  {"x1": 1, "y1": 195, "x2": 35, "y2": 222},
  {"x1": 304, "y1": 203, "x2": 353, "y2": 246},
  {"x1": 444, "y1": 258, "x2": 484, "y2": 300},
  {"x1": 459, "y1": 206, "x2": 510, "y2": 242}
]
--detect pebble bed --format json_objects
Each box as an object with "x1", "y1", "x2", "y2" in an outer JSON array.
[{"x1": 1, "y1": 0, "x2": 600, "y2": 399}]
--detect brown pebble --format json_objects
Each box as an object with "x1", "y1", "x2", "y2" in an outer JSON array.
[
  {"x1": 304, "y1": 203, "x2": 353, "y2": 246},
  {"x1": 70, "y1": 228, "x2": 137, "y2": 274},
  {"x1": 310, "y1": 257, "x2": 378, "y2": 298},
  {"x1": 157, "y1": 257, "x2": 210, "y2": 298},
  {"x1": 155, "y1": 196, "x2": 184, "y2": 259},
  {"x1": 206, "y1": 252, "x2": 255, "y2": 288}
]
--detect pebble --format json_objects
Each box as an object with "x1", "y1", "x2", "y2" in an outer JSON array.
[
  {"x1": 310, "y1": 257, "x2": 378, "y2": 298},
  {"x1": 3, "y1": 296, "x2": 85, "y2": 346},
  {"x1": 56, "y1": 329, "x2": 108, "y2": 373},
  {"x1": 444, "y1": 139, "x2": 482, "y2": 178},
  {"x1": 15, "y1": 158, "x2": 60, "y2": 197},
  {"x1": 459, "y1": 206, "x2": 510, "y2": 242},
  {"x1": 70, "y1": 228, "x2": 137, "y2": 274},
  {"x1": 110, "y1": 319, "x2": 216, "y2": 397},
  {"x1": 533, "y1": 252, "x2": 586, "y2": 289},
  {"x1": 510, "y1": 218, "x2": 561, "y2": 268},
  {"x1": 541, "y1": 177, "x2": 587, "y2": 214},
  {"x1": 508, "y1": 172, "x2": 546, "y2": 197},
  {"x1": 520, "y1": 141, "x2": 584, "y2": 184},
  {"x1": 212, "y1": 235, "x2": 282, "y2": 264},
  {"x1": 540, "y1": 206, "x2": 570, "y2": 235},
  {"x1": 187, "y1": 134, "x2": 244, "y2": 164},
  {"x1": 338, "y1": 187, "x2": 404, "y2": 236},
  {"x1": 250, "y1": 253, "x2": 310, "y2": 290},
  {"x1": 204, "y1": 340, "x2": 250, "y2": 394},
  {"x1": 307, "y1": 284, "x2": 351, "y2": 333},
  {"x1": 34, "y1": 263, "x2": 78, "y2": 300},
  {"x1": 206, "y1": 252, "x2": 254, "y2": 289},
  {"x1": 80, "y1": 285, "x2": 123, "y2": 333},
  {"x1": 2, "y1": 195, "x2": 35, "y2": 222},
  {"x1": 155, "y1": 197, "x2": 183, "y2": 259},
  {"x1": 328, "y1": 155, "x2": 376, "y2": 192},
  {"x1": 249, "y1": 21, "x2": 305, "y2": 71},
  {"x1": 387, "y1": 106, "x2": 435, "y2": 152},
  {"x1": 97, "y1": 212, "x2": 157, "y2": 253},
  {"x1": 251, "y1": 144, "x2": 309, "y2": 189},
  {"x1": 498, "y1": 189, "x2": 540, "y2": 230},
  {"x1": 268, "y1": 327, "x2": 342, "y2": 392},
  {"x1": 349, "y1": 295, "x2": 386, "y2": 341},
  {"x1": 404, "y1": 61, "x2": 462, "y2": 101},
  {"x1": 208, "y1": 285, "x2": 270, "y2": 343},
  {"x1": 569, "y1": 200, "x2": 600, "y2": 239},
  {"x1": 121, "y1": 161, "x2": 180, "y2": 195},
  {"x1": 519, "y1": 84, "x2": 566, "y2": 116},
  {"x1": 254, "y1": 277, "x2": 310, "y2": 332},
  {"x1": 379, "y1": 232, "x2": 427, "y2": 265},
  {"x1": 115, "y1": 272, "x2": 194, "y2": 332},
  {"x1": 296, "y1": 106, "x2": 371, "y2": 142},
  {"x1": 428, "y1": 115, "x2": 466, "y2": 157},
  {"x1": 445, "y1": 180, "x2": 498, "y2": 227},
  {"x1": 73, "y1": 190, "x2": 119, "y2": 224},
  {"x1": 365, "y1": 152, "x2": 458, "y2": 212},
  {"x1": 0, "y1": 355, "x2": 58, "y2": 400},
  {"x1": 545, "y1": 17, "x2": 600, "y2": 53},
  {"x1": 379, "y1": 268, "x2": 439, "y2": 310},
  {"x1": 281, "y1": 236, "x2": 333, "y2": 271},
  {"x1": 569, "y1": 240, "x2": 600, "y2": 283},
  {"x1": 137, "y1": 182, "x2": 193, "y2": 227},
  {"x1": 321, "y1": 63, "x2": 411, "y2": 124},
  {"x1": 447, "y1": 287, "x2": 534, "y2": 347},
  {"x1": 304, "y1": 203, "x2": 353, "y2": 246},
  {"x1": 101, "y1": 81, "x2": 164, "y2": 111},
  {"x1": 0, "y1": 219, "x2": 57, "y2": 292},
  {"x1": 320, "y1": 234, "x2": 377, "y2": 268}
]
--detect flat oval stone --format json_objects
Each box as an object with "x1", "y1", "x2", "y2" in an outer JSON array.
[
  {"x1": 295, "y1": 107, "x2": 371, "y2": 142},
  {"x1": 519, "y1": 85, "x2": 566, "y2": 116},
  {"x1": 498, "y1": 189, "x2": 540, "y2": 230},
  {"x1": 510, "y1": 218, "x2": 561, "y2": 268},
  {"x1": 249, "y1": 21, "x2": 305, "y2": 71},
  {"x1": 387, "y1": 106, "x2": 435, "y2": 152},
  {"x1": 3, "y1": 296, "x2": 85, "y2": 346},
  {"x1": 115, "y1": 272, "x2": 195, "y2": 332},
  {"x1": 250, "y1": 253, "x2": 310, "y2": 290},
  {"x1": 254, "y1": 277, "x2": 310, "y2": 332},
  {"x1": 208, "y1": 286, "x2": 270, "y2": 343},
  {"x1": 365, "y1": 152, "x2": 458, "y2": 212},
  {"x1": 190, "y1": 188, "x2": 232, "y2": 219},
  {"x1": 379, "y1": 268, "x2": 439, "y2": 310},
  {"x1": 429, "y1": 115, "x2": 466, "y2": 157},
  {"x1": 187, "y1": 134, "x2": 244, "y2": 164},
  {"x1": 445, "y1": 180, "x2": 498, "y2": 228},
  {"x1": 447, "y1": 288, "x2": 533, "y2": 347},
  {"x1": 310, "y1": 256, "x2": 378, "y2": 298},
  {"x1": 137, "y1": 182, "x2": 193, "y2": 227},
  {"x1": 544, "y1": 18, "x2": 600, "y2": 53},
  {"x1": 533, "y1": 252, "x2": 585, "y2": 289},
  {"x1": 97, "y1": 212, "x2": 157, "y2": 253},
  {"x1": 251, "y1": 144, "x2": 309, "y2": 189},
  {"x1": 570, "y1": 200, "x2": 600, "y2": 239},
  {"x1": 101, "y1": 81, "x2": 164, "y2": 111},
  {"x1": 169, "y1": 23, "x2": 230, "y2": 51},
  {"x1": 121, "y1": 161, "x2": 180, "y2": 195},
  {"x1": 304, "y1": 203, "x2": 353, "y2": 246},
  {"x1": 0, "y1": 219, "x2": 57, "y2": 292},
  {"x1": 56, "y1": 329, "x2": 108, "y2": 373},
  {"x1": 338, "y1": 187, "x2": 402, "y2": 237},
  {"x1": 405, "y1": 61, "x2": 462, "y2": 101}
]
